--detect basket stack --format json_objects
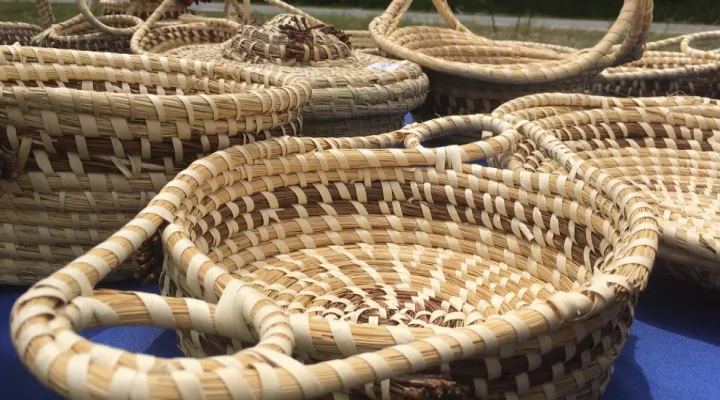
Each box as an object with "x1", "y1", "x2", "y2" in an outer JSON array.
[
  {"x1": 0, "y1": 0, "x2": 54, "y2": 45},
  {"x1": 370, "y1": 0, "x2": 654, "y2": 117},
  {"x1": 591, "y1": 33, "x2": 720, "y2": 98},
  {"x1": 491, "y1": 93, "x2": 720, "y2": 289},
  {"x1": 132, "y1": 2, "x2": 429, "y2": 137},
  {"x1": 0, "y1": 45, "x2": 310, "y2": 284},
  {"x1": 11, "y1": 110, "x2": 657, "y2": 399}
]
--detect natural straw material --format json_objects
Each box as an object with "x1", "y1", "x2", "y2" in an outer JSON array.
[
  {"x1": 131, "y1": 1, "x2": 428, "y2": 137},
  {"x1": 0, "y1": 0, "x2": 54, "y2": 45},
  {"x1": 371, "y1": 0, "x2": 654, "y2": 116},
  {"x1": 12, "y1": 113, "x2": 657, "y2": 399},
  {"x1": 591, "y1": 33, "x2": 720, "y2": 98},
  {"x1": 493, "y1": 93, "x2": 720, "y2": 289},
  {"x1": 0, "y1": 45, "x2": 309, "y2": 284}
]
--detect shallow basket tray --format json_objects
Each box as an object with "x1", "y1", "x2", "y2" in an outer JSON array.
[
  {"x1": 491, "y1": 92, "x2": 720, "y2": 289},
  {"x1": 370, "y1": 0, "x2": 653, "y2": 116},
  {"x1": 12, "y1": 112, "x2": 657, "y2": 399},
  {"x1": 0, "y1": 45, "x2": 310, "y2": 284}
]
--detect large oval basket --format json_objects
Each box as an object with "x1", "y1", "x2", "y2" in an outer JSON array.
[
  {"x1": 12, "y1": 113, "x2": 656, "y2": 399},
  {"x1": 493, "y1": 93, "x2": 720, "y2": 289},
  {"x1": 370, "y1": 0, "x2": 653, "y2": 116},
  {"x1": 0, "y1": 45, "x2": 309, "y2": 284},
  {"x1": 131, "y1": 0, "x2": 429, "y2": 137}
]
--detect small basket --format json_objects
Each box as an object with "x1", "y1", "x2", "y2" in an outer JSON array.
[
  {"x1": 0, "y1": 45, "x2": 309, "y2": 284},
  {"x1": 370, "y1": 0, "x2": 653, "y2": 116},
  {"x1": 131, "y1": 0, "x2": 428, "y2": 137},
  {"x1": 12, "y1": 111, "x2": 657, "y2": 399},
  {"x1": 0, "y1": 0, "x2": 54, "y2": 45},
  {"x1": 492, "y1": 92, "x2": 720, "y2": 289},
  {"x1": 591, "y1": 33, "x2": 720, "y2": 98}
]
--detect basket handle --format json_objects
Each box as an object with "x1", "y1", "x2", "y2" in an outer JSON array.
[
  {"x1": 681, "y1": 30, "x2": 720, "y2": 59},
  {"x1": 370, "y1": 0, "x2": 654, "y2": 83},
  {"x1": 401, "y1": 114, "x2": 521, "y2": 168},
  {"x1": 33, "y1": 0, "x2": 56, "y2": 29},
  {"x1": 74, "y1": 0, "x2": 142, "y2": 36},
  {"x1": 130, "y1": 0, "x2": 185, "y2": 54}
]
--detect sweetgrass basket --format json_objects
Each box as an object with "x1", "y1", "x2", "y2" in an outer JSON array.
[
  {"x1": 0, "y1": 45, "x2": 309, "y2": 284},
  {"x1": 591, "y1": 33, "x2": 720, "y2": 98},
  {"x1": 0, "y1": 0, "x2": 54, "y2": 45},
  {"x1": 370, "y1": 0, "x2": 654, "y2": 116},
  {"x1": 12, "y1": 112, "x2": 657, "y2": 399},
  {"x1": 100, "y1": 0, "x2": 204, "y2": 20},
  {"x1": 131, "y1": 0, "x2": 428, "y2": 137},
  {"x1": 492, "y1": 92, "x2": 720, "y2": 289}
]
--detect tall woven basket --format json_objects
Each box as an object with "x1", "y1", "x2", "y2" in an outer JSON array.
[
  {"x1": 0, "y1": 0, "x2": 54, "y2": 45},
  {"x1": 12, "y1": 113, "x2": 657, "y2": 399},
  {"x1": 591, "y1": 33, "x2": 720, "y2": 98},
  {"x1": 370, "y1": 0, "x2": 654, "y2": 117},
  {"x1": 492, "y1": 93, "x2": 720, "y2": 289},
  {"x1": 0, "y1": 45, "x2": 309, "y2": 284},
  {"x1": 131, "y1": 0, "x2": 428, "y2": 137}
]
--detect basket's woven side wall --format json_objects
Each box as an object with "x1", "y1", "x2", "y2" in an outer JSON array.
[{"x1": 492, "y1": 92, "x2": 720, "y2": 289}]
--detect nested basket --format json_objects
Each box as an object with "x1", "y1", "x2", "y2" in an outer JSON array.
[
  {"x1": 0, "y1": 0, "x2": 54, "y2": 45},
  {"x1": 370, "y1": 0, "x2": 654, "y2": 117},
  {"x1": 0, "y1": 45, "x2": 309, "y2": 284},
  {"x1": 491, "y1": 92, "x2": 720, "y2": 289},
  {"x1": 12, "y1": 111, "x2": 657, "y2": 399},
  {"x1": 591, "y1": 33, "x2": 720, "y2": 98},
  {"x1": 131, "y1": 0, "x2": 428, "y2": 137}
]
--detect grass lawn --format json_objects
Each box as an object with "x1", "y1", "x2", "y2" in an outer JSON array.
[{"x1": 0, "y1": 0, "x2": 680, "y2": 49}]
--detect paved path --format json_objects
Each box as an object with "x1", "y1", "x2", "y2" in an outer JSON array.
[{"x1": 19, "y1": 0, "x2": 720, "y2": 35}]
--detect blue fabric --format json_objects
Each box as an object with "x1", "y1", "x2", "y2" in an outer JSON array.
[{"x1": 2, "y1": 274, "x2": 718, "y2": 399}]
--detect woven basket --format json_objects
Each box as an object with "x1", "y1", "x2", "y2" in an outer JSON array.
[
  {"x1": 131, "y1": 0, "x2": 428, "y2": 137},
  {"x1": 100, "y1": 0, "x2": 201, "y2": 20},
  {"x1": 370, "y1": 0, "x2": 653, "y2": 116},
  {"x1": 11, "y1": 111, "x2": 657, "y2": 399},
  {"x1": 492, "y1": 92, "x2": 720, "y2": 289},
  {"x1": 591, "y1": 33, "x2": 720, "y2": 98},
  {"x1": 0, "y1": 0, "x2": 54, "y2": 45},
  {"x1": 258, "y1": 0, "x2": 378, "y2": 50},
  {"x1": 0, "y1": 45, "x2": 310, "y2": 284}
]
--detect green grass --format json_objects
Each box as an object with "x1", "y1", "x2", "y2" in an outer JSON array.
[{"x1": 0, "y1": 1, "x2": 680, "y2": 49}]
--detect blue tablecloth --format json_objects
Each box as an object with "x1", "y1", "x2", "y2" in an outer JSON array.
[{"x1": 2, "y1": 272, "x2": 719, "y2": 399}]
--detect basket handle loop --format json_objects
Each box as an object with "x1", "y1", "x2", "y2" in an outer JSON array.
[
  {"x1": 75, "y1": 0, "x2": 141, "y2": 36},
  {"x1": 130, "y1": 0, "x2": 186, "y2": 54},
  {"x1": 681, "y1": 30, "x2": 720, "y2": 60},
  {"x1": 401, "y1": 114, "x2": 521, "y2": 168},
  {"x1": 33, "y1": 0, "x2": 56, "y2": 29}
]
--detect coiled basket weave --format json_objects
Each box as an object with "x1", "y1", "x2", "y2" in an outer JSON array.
[
  {"x1": 370, "y1": 0, "x2": 654, "y2": 117},
  {"x1": 131, "y1": 0, "x2": 429, "y2": 137},
  {"x1": 591, "y1": 33, "x2": 720, "y2": 98},
  {"x1": 12, "y1": 113, "x2": 657, "y2": 399},
  {"x1": 0, "y1": 45, "x2": 309, "y2": 284},
  {"x1": 492, "y1": 93, "x2": 720, "y2": 289}
]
